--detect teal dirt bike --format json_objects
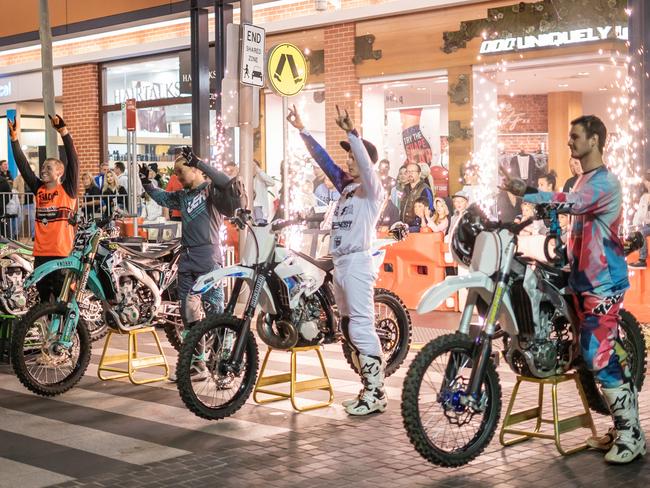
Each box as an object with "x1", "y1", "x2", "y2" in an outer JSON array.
[{"x1": 10, "y1": 212, "x2": 180, "y2": 396}]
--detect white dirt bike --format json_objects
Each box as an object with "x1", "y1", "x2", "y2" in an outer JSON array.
[
  {"x1": 176, "y1": 209, "x2": 411, "y2": 420},
  {"x1": 401, "y1": 203, "x2": 647, "y2": 467}
]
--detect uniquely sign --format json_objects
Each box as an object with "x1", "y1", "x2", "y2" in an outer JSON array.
[{"x1": 480, "y1": 25, "x2": 628, "y2": 54}]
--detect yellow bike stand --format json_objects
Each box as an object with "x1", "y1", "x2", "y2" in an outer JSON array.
[
  {"x1": 253, "y1": 345, "x2": 334, "y2": 412},
  {"x1": 97, "y1": 327, "x2": 169, "y2": 385},
  {"x1": 499, "y1": 373, "x2": 597, "y2": 456}
]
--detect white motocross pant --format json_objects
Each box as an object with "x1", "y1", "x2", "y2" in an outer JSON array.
[{"x1": 332, "y1": 251, "x2": 382, "y2": 357}]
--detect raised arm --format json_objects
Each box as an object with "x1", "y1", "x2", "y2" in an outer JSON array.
[
  {"x1": 49, "y1": 115, "x2": 79, "y2": 199},
  {"x1": 287, "y1": 104, "x2": 352, "y2": 193},
  {"x1": 7, "y1": 118, "x2": 41, "y2": 193},
  {"x1": 346, "y1": 131, "x2": 384, "y2": 200},
  {"x1": 139, "y1": 164, "x2": 181, "y2": 210}
]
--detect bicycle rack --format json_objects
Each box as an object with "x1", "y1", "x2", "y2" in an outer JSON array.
[
  {"x1": 499, "y1": 372, "x2": 597, "y2": 455},
  {"x1": 253, "y1": 345, "x2": 334, "y2": 412},
  {"x1": 98, "y1": 326, "x2": 169, "y2": 385}
]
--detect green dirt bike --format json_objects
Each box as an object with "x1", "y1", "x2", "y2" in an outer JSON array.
[{"x1": 10, "y1": 211, "x2": 179, "y2": 396}]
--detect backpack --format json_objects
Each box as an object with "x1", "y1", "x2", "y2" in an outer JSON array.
[{"x1": 213, "y1": 176, "x2": 248, "y2": 218}]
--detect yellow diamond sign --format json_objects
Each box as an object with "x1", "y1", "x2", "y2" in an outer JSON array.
[{"x1": 267, "y1": 43, "x2": 308, "y2": 97}]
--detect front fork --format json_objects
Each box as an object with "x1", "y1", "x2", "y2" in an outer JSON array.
[
  {"x1": 221, "y1": 272, "x2": 266, "y2": 374},
  {"x1": 464, "y1": 240, "x2": 516, "y2": 409},
  {"x1": 51, "y1": 246, "x2": 99, "y2": 347}
]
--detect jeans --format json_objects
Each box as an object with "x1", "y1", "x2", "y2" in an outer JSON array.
[{"x1": 639, "y1": 224, "x2": 650, "y2": 260}]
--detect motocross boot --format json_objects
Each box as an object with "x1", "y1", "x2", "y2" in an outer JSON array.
[
  {"x1": 602, "y1": 382, "x2": 646, "y2": 464},
  {"x1": 345, "y1": 354, "x2": 387, "y2": 416}
]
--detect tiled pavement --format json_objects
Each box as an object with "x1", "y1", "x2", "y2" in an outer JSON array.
[{"x1": 0, "y1": 322, "x2": 648, "y2": 488}]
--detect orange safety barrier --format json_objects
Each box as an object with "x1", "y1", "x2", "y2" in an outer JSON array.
[
  {"x1": 377, "y1": 232, "x2": 457, "y2": 311},
  {"x1": 624, "y1": 237, "x2": 650, "y2": 322}
]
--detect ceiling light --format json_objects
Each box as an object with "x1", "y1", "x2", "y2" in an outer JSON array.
[
  {"x1": 558, "y1": 83, "x2": 569, "y2": 88},
  {"x1": 577, "y1": 71, "x2": 590, "y2": 76},
  {"x1": 433, "y1": 78, "x2": 448, "y2": 84},
  {"x1": 599, "y1": 87, "x2": 608, "y2": 91}
]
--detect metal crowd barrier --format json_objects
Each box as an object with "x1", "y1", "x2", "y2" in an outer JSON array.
[{"x1": 0, "y1": 192, "x2": 35, "y2": 243}]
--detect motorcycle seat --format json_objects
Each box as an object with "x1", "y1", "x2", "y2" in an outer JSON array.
[
  {"x1": 114, "y1": 240, "x2": 181, "y2": 261},
  {"x1": 296, "y1": 252, "x2": 334, "y2": 273}
]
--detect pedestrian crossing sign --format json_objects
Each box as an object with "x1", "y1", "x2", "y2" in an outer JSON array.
[{"x1": 266, "y1": 43, "x2": 307, "y2": 97}]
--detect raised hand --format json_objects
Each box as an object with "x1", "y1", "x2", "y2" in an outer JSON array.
[
  {"x1": 7, "y1": 118, "x2": 18, "y2": 141},
  {"x1": 286, "y1": 104, "x2": 305, "y2": 131},
  {"x1": 181, "y1": 146, "x2": 200, "y2": 168},
  {"x1": 498, "y1": 165, "x2": 527, "y2": 197},
  {"x1": 48, "y1": 114, "x2": 66, "y2": 130},
  {"x1": 138, "y1": 163, "x2": 150, "y2": 182},
  {"x1": 335, "y1": 105, "x2": 354, "y2": 132}
]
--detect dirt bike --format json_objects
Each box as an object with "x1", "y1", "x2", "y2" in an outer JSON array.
[
  {"x1": 10, "y1": 211, "x2": 180, "y2": 397},
  {"x1": 401, "y1": 203, "x2": 647, "y2": 467},
  {"x1": 176, "y1": 209, "x2": 412, "y2": 420}
]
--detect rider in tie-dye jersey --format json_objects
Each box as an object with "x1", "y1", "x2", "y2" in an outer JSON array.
[{"x1": 503, "y1": 115, "x2": 644, "y2": 464}]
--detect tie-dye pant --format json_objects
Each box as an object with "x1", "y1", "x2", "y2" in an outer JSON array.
[{"x1": 574, "y1": 293, "x2": 630, "y2": 389}]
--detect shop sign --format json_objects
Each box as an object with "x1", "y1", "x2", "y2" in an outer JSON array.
[
  {"x1": 179, "y1": 48, "x2": 217, "y2": 95},
  {"x1": 240, "y1": 24, "x2": 265, "y2": 87},
  {"x1": 0, "y1": 80, "x2": 11, "y2": 98},
  {"x1": 113, "y1": 80, "x2": 181, "y2": 104},
  {"x1": 266, "y1": 43, "x2": 307, "y2": 97},
  {"x1": 480, "y1": 25, "x2": 628, "y2": 54}
]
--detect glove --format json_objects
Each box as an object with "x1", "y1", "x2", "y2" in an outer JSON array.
[
  {"x1": 48, "y1": 114, "x2": 66, "y2": 130},
  {"x1": 389, "y1": 221, "x2": 409, "y2": 241},
  {"x1": 138, "y1": 163, "x2": 151, "y2": 184},
  {"x1": 181, "y1": 146, "x2": 201, "y2": 168}
]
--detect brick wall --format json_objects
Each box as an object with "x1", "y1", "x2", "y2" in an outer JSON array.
[
  {"x1": 323, "y1": 22, "x2": 360, "y2": 164},
  {"x1": 62, "y1": 64, "x2": 101, "y2": 192},
  {"x1": 498, "y1": 134, "x2": 548, "y2": 155},
  {"x1": 498, "y1": 95, "x2": 548, "y2": 133}
]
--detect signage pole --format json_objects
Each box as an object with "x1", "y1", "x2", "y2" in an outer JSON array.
[
  {"x1": 282, "y1": 96, "x2": 289, "y2": 218},
  {"x1": 125, "y1": 99, "x2": 138, "y2": 236},
  {"x1": 38, "y1": 0, "x2": 57, "y2": 160},
  {"x1": 238, "y1": 0, "x2": 254, "y2": 259}
]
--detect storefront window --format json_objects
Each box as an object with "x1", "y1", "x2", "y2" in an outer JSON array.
[
  {"x1": 106, "y1": 104, "x2": 192, "y2": 163},
  {"x1": 362, "y1": 76, "x2": 449, "y2": 195},
  {"x1": 104, "y1": 56, "x2": 186, "y2": 106}
]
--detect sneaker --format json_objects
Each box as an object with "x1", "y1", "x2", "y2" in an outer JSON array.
[
  {"x1": 629, "y1": 260, "x2": 647, "y2": 269},
  {"x1": 169, "y1": 361, "x2": 209, "y2": 383},
  {"x1": 587, "y1": 427, "x2": 616, "y2": 451}
]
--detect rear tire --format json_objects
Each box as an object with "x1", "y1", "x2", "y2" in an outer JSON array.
[
  {"x1": 11, "y1": 302, "x2": 91, "y2": 397},
  {"x1": 342, "y1": 288, "x2": 411, "y2": 378}
]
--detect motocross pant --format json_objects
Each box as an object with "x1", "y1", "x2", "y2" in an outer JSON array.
[
  {"x1": 33, "y1": 256, "x2": 65, "y2": 303},
  {"x1": 575, "y1": 292, "x2": 631, "y2": 389},
  {"x1": 332, "y1": 251, "x2": 382, "y2": 357},
  {"x1": 178, "y1": 247, "x2": 224, "y2": 327}
]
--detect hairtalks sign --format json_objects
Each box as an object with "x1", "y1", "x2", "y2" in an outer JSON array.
[{"x1": 480, "y1": 25, "x2": 628, "y2": 54}]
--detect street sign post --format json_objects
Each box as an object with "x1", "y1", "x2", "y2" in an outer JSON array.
[{"x1": 240, "y1": 24, "x2": 265, "y2": 87}]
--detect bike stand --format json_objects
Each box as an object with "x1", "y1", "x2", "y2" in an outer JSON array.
[
  {"x1": 97, "y1": 327, "x2": 169, "y2": 385},
  {"x1": 253, "y1": 345, "x2": 334, "y2": 412},
  {"x1": 499, "y1": 373, "x2": 597, "y2": 456}
]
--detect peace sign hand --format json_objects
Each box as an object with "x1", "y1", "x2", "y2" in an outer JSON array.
[
  {"x1": 286, "y1": 104, "x2": 304, "y2": 131},
  {"x1": 7, "y1": 118, "x2": 18, "y2": 141},
  {"x1": 498, "y1": 165, "x2": 527, "y2": 197},
  {"x1": 335, "y1": 105, "x2": 354, "y2": 132}
]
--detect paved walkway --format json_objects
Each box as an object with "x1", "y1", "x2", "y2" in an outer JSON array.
[{"x1": 0, "y1": 322, "x2": 648, "y2": 488}]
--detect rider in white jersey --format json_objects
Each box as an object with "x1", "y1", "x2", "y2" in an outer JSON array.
[{"x1": 288, "y1": 105, "x2": 387, "y2": 415}]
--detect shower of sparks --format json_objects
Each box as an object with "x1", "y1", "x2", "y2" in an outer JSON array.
[{"x1": 605, "y1": 48, "x2": 645, "y2": 235}]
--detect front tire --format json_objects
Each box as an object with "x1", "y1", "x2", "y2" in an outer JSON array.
[
  {"x1": 11, "y1": 302, "x2": 91, "y2": 397},
  {"x1": 177, "y1": 315, "x2": 259, "y2": 420},
  {"x1": 342, "y1": 288, "x2": 412, "y2": 378},
  {"x1": 578, "y1": 309, "x2": 647, "y2": 415},
  {"x1": 401, "y1": 333, "x2": 502, "y2": 467}
]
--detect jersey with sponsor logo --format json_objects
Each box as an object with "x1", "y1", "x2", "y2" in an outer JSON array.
[
  {"x1": 300, "y1": 130, "x2": 384, "y2": 257},
  {"x1": 11, "y1": 133, "x2": 78, "y2": 257},
  {"x1": 523, "y1": 166, "x2": 629, "y2": 296},
  {"x1": 143, "y1": 161, "x2": 230, "y2": 265}
]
